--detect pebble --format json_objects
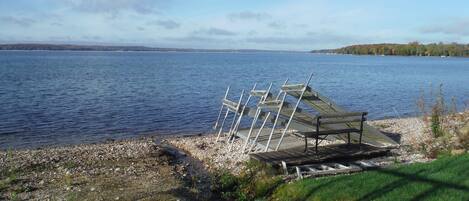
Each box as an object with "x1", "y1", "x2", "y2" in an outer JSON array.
[{"x1": 0, "y1": 137, "x2": 196, "y2": 200}]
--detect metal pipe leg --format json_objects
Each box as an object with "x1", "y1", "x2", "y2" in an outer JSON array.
[
  {"x1": 227, "y1": 113, "x2": 238, "y2": 141},
  {"x1": 242, "y1": 109, "x2": 260, "y2": 152},
  {"x1": 249, "y1": 112, "x2": 270, "y2": 153},
  {"x1": 264, "y1": 93, "x2": 286, "y2": 152},
  {"x1": 275, "y1": 74, "x2": 313, "y2": 151},
  {"x1": 304, "y1": 137, "x2": 308, "y2": 152},
  {"x1": 359, "y1": 131, "x2": 363, "y2": 147},
  {"x1": 213, "y1": 106, "x2": 224, "y2": 130},
  {"x1": 359, "y1": 113, "x2": 365, "y2": 147},
  {"x1": 214, "y1": 86, "x2": 230, "y2": 129},
  {"x1": 315, "y1": 136, "x2": 319, "y2": 152},
  {"x1": 347, "y1": 132, "x2": 351, "y2": 145},
  {"x1": 216, "y1": 109, "x2": 229, "y2": 142},
  {"x1": 227, "y1": 90, "x2": 246, "y2": 146}
]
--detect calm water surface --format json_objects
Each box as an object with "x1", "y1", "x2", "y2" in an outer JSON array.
[{"x1": 1, "y1": 51, "x2": 468, "y2": 149}]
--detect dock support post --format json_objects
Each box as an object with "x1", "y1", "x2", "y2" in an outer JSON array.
[
  {"x1": 213, "y1": 86, "x2": 230, "y2": 130},
  {"x1": 228, "y1": 84, "x2": 256, "y2": 151},
  {"x1": 281, "y1": 161, "x2": 288, "y2": 175},
  {"x1": 249, "y1": 112, "x2": 270, "y2": 152},
  {"x1": 232, "y1": 86, "x2": 255, "y2": 137},
  {"x1": 264, "y1": 92, "x2": 286, "y2": 152},
  {"x1": 227, "y1": 90, "x2": 244, "y2": 142},
  {"x1": 242, "y1": 83, "x2": 272, "y2": 153},
  {"x1": 262, "y1": 79, "x2": 288, "y2": 152},
  {"x1": 242, "y1": 109, "x2": 260, "y2": 151},
  {"x1": 296, "y1": 166, "x2": 303, "y2": 180},
  {"x1": 275, "y1": 73, "x2": 313, "y2": 151},
  {"x1": 248, "y1": 78, "x2": 288, "y2": 153},
  {"x1": 243, "y1": 109, "x2": 260, "y2": 151},
  {"x1": 216, "y1": 109, "x2": 229, "y2": 142}
]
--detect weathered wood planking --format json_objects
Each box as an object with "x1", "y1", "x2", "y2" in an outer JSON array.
[
  {"x1": 249, "y1": 144, "x2": 392, "y2": 166},
  {"x1": 286, "y1": 87, "x2": 398, "y2": 147}
]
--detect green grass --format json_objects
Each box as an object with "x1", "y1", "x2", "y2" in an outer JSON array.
[
  {"x1": 214, "y1": 160, "x2": 283, "y2": 201},
  {"x1": 272, "y1": 154, "x2": 469, "y2": 201}
]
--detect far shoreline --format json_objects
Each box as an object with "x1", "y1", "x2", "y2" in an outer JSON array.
[
  {"x1": 310, "y1": 52, "x2": 469, "y2": 59},
  {"x1": 0, "y1": 43, "x2": 306, "y2": 53}
]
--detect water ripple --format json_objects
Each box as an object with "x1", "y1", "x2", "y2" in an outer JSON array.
[{"x1": 0, "y1": 51, "x2": 468, "y2": 149}]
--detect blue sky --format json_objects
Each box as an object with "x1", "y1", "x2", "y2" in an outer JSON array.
[{"x1": 1, "y1": 0, "x2": 468, "y2": 50}]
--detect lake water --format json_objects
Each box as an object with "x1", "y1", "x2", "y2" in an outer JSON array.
[{"x1": 1, "y1": 51, "x2": 468, "y2": 149}]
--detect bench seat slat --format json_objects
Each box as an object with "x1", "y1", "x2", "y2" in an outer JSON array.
[
  {"x1": 300, "y1": 128, "x2": 361, "y2": 137},
  {"x1": 320, "y1": 118, "x2": 365, "y2": 125},
  {"x1": 319, "y1": 112, "x2": 366, "y2": 118}
]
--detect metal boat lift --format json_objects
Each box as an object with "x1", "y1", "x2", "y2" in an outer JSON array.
[{"x1": 213, "y1": 73, "x2": 398, "y2": 154}]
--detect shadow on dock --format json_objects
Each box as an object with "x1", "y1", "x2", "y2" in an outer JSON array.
[{"x1": 250, "y1": 144, "x2": 393, "y2": 166}]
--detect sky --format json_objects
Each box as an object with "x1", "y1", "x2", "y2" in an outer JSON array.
[{"x1": 0, "y1": 0, "x2": 468, "y2": 51}]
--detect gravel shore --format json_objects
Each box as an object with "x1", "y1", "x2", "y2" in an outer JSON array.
[
  {"x1": 0, "y1": 138, "x2": 217, "y2": 201},
  {"x1": 167, "y1": 135, "x2": 249, "y2": 174},
  {"x1": 2, "y1": 114, "x2": 464, "y2": 200},
  {"x1": 370, "y1": 117, "x2": 430, "y2": 163}
]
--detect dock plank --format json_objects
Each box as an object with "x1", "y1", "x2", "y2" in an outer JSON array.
[{"x1": 249, "y1": 144, "x2": 392, "y2": 166}]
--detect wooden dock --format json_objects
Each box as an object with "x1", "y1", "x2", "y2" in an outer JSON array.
[{"x1": 250, "y1": 143, "x2": 392, "y2": 166}]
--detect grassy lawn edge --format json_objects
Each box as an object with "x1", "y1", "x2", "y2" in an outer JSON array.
[{"x1": 271, "y1": 154, "x2": 469, "y2": 201}]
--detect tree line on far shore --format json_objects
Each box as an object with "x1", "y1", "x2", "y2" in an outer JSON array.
[{"x1": 314, "y1": 42, "x2": 469, "y2": 57}]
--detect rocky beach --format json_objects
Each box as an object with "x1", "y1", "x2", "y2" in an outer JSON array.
[
  {"x1": 0, "y1": 138, "x2": 217, "y2": 201},
  {"x1": 1, "y1": 112, "x2": 468, "y2": 200}
]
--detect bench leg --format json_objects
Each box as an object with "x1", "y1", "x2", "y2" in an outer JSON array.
[
  {"x1": 347, "y1": 132, "x2": 351, "y2": 145},
  {"x1": 359, "y1": 114, "x2": 365, "y2": 147},
  {"x1": 359, "y1": 131, "x2": 363, "y2": 148},
  {"x1": 304, "y1": 137, "x2": 308, "y2": 152},
  {"x1": 315, "y1": 136, "x2": 318, "y2": 152}
]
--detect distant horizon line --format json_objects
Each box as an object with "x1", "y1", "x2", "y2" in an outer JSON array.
[
  {"x1": 0, "y1": 42, "x2": 309, "y2": 53},
  {"x1": 0, "y1": 42, "x2": 467, "y2": 52}
]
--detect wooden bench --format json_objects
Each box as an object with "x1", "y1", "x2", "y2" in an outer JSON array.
[{"x1": 299, "y1": 112, "x2": 367, "y2": 152}]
